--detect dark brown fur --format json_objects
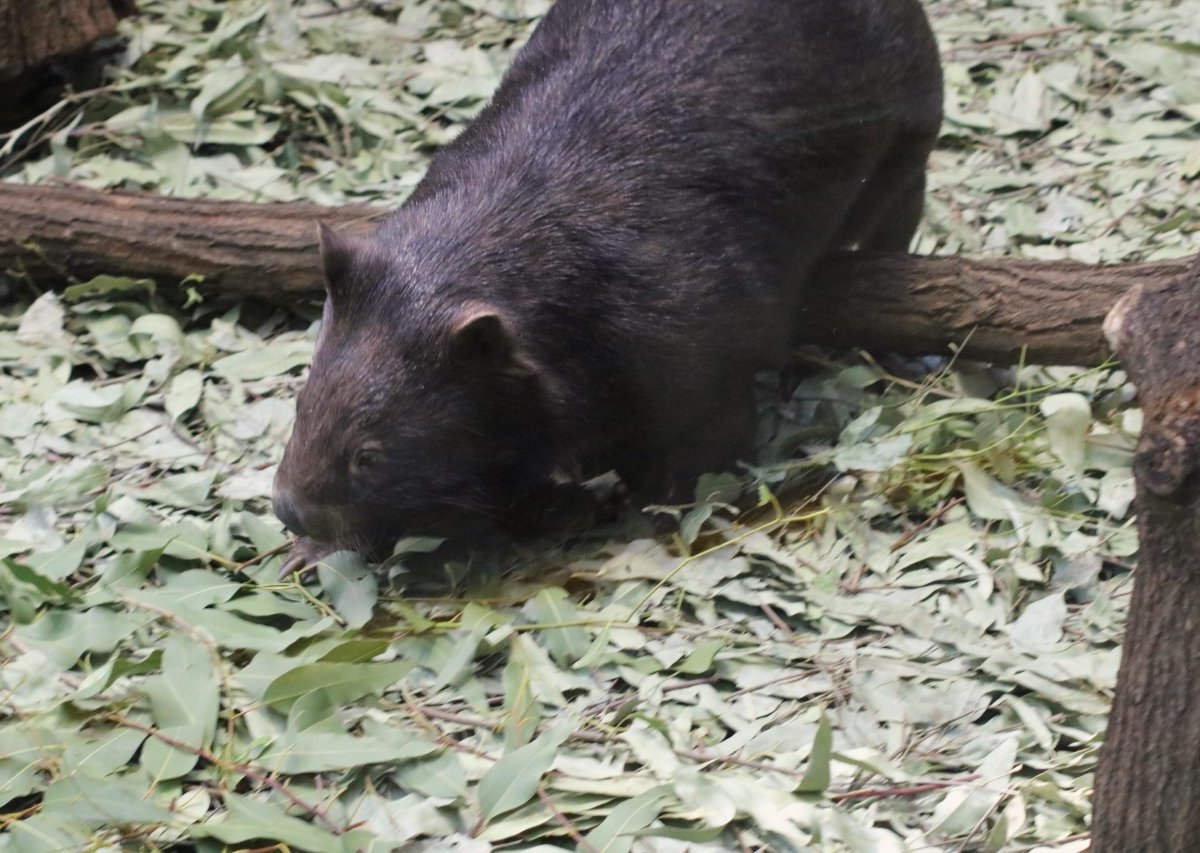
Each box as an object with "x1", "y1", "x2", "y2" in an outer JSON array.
[{"x1": 273, "y1": 0, "x2": 944, "y2": 565}]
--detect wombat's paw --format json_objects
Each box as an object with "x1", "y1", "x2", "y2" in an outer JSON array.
[
  {"x1": 510, "y1": 482, "x2": 598, "y2": 535},
  {"x1": 278, "y1": 537, "x2": 336, "y2": 580}
]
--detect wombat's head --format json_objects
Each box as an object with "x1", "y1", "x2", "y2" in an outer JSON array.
[{"x1": 273, "y1": 224, "x2": 557, "y2": 559}]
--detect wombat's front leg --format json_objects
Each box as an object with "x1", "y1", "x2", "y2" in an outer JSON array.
[
  {"x1": 616, "y1": 383, "x2": 757, "y2": 505},
  {"x1": 278, "y1": 536, "x2": 337, "y2": 579},
  {"x1": 506, "y1": 481, "x2": 599, "y2": 535}
]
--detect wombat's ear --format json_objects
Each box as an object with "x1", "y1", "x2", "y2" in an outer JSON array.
[
  {"x1": 450, "y1": 306, "x2": 522, "y2": 368},
  {"x1": 317, "y1": 222, "x2": 364, "y2": 301}
]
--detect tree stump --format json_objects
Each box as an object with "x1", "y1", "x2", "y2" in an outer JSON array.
[
  {"x1": 1091, "y1": 253, "x2": 1200, "y2": 849},
  {"x1": 0, "y1": 0, "x2": 134, "y2": 78},
  {"x1": 0, "y1": 0, "x2": 135, "y2": 128}
]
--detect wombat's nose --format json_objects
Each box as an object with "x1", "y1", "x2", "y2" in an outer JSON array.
[{"x1": 273, "y1": 490, "x2": 308, "y2": 536}]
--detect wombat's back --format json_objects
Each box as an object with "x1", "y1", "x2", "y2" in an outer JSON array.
[{"x1": 401, "y1": 0, "x2": 942, "y2": 342}]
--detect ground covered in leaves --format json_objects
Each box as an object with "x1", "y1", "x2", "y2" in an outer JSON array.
[{"x1": 1, "y1": 0, "x2": 1198, "y2": 850}]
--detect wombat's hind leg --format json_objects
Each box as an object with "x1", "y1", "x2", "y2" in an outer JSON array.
[
  {"x1": 860, "y1": 170, "x2": 926, "y2": 252},
  {"x1": 835, "y1": 137, "x2": 934, "y2": 253}
]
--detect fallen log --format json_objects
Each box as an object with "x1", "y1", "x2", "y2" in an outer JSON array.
[
  {"x1": 802, "y1": 252, "x2": 1186, "y2": 365},
  {"x1": 0, "y1": 182, "x2": 380, "y2": 298},
  {"x1": 1091, "y1": 254, "x2": 1200, "y2": 849},
  {"x1": 1, "y1": 182, "x2": 1192, "y2": 364}
]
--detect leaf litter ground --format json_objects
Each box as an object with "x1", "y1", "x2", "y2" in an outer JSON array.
[{"x1": 1, "y1": 0, "x2": 1198, "y2": 850}]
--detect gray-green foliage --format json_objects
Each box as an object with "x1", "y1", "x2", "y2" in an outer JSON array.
[
  {"x1": 2, "y1": 0, "x2": 1198, "y2": 850},
  {"x1": 6, "y1": 0, "x2": 548, "y2": 202}
]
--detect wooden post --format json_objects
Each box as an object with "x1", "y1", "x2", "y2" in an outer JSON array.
[{"x1": 1092, "y1": 254, "x2": 1200, "y2": 849}]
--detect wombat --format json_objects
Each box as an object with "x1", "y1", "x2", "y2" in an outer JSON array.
[{"x1": 272, "y1": 0, "x2": 943, "y2": 570}]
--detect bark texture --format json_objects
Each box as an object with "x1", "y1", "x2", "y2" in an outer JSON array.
[
  {"x1": 0, "y1": 0, "x2": 133, "y2": 78},
  {"x1": 803, "y1": 251, "x2": 1187, "y2": 364},
  {"x1": 2, "y1": 181, "x2": 1195, "y2": 364},
  {"x1": 1091, "y1": 253, "x2": 1200, "y2": 850},
  {"x1": 0, "y1": 182, "x2": 380, "y2": 300}
]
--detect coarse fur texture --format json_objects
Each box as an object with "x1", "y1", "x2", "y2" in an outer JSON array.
[{"x1": 273, "y1": 0, "x2": 944, "y2": 568}]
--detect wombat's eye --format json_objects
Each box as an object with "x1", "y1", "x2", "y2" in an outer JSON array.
[{"x1": 354, "y1": 448, "x2": 383, "y2": 473}]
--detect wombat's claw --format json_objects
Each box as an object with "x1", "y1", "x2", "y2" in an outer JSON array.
[{"x1": 278, "y1": 537, "x2": 335, "y2": 580}]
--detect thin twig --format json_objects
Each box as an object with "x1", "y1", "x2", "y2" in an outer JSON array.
[
  {"x1": 759, "y1": 602, "x2": 796, "y2": 640},
  {"x1": 233, "y1": 541, "x2": 290, "y2": 572},
  {"x1": 673, "y1": 748, "x2": 809, "y2": 778},
  {"x1": 727, "y1": 669, "x2": 826, "y2": 700},
  {"x1": 537, "y1": 786, "x2": 598, "y2": 851},
  {"x1": 409, "y1": 705, "x2": 500, "y2": 732},
  {"x1": 303, "y1": 2, "x2": 371, "y2": 21},
  {"x1": 401, "y1": 688, "x2": 497, "y2": 760},
  {"x1": 98, "y1": 425, "x2": 164, "y2": 452},
  {"x1": 405, "y1": 702, "x2": 981, "y2": 797},
  {"x1": 1008, "y1": 832, "x2": 1091, "y2": 852},
  {"x1": 409, "y1": 705, "x2": 799, "y2": 773},
  {"x1": 111, "y1": 715, "x2": 344, "y2": 834},
  {"x1": 890, "y1": 497, "x2": 966, "y2": 552},
  {"x1": 830, "y1": 775, "x2": 980, "y2": 803},
  {"x1": 943, "y1": 26, "x2": 1077, "y2": 58}
]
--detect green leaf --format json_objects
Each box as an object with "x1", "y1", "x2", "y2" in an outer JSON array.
[
  {"x1": 1039, "y1": 392, "x2": 1092, "y2": 479},
  {"x1": 0, "y1": 558, "x2": 79, "y2": 618},
  {"x1": 432, "y1": 601, "x2": 497, "y2": 686},
  {"x1": 318, "y1": 638, "x2": 393, "y2": 664},
  {"x1": 63, "y1": 275, "x2": 156, "y2": 300},
  {"x1": 259, "y1": 728, "x2": 438, "y2": 774},
  {"x1": 636, "y1": 824, "x2": 725, "y2": 843},
  {"x1": 263, "y1": 661, "x2": 412, "y2": 711},
  {"x1": 572, "y1": 621, "x2": 614, "y2": 670},
  {"x1": 239, "y1": 510, "x2": 289, "y2": 554},
  {"x1": 140, "y1": 723, "x2": 206, "y2": 780},
  {"x1": 671, "y1": 770, "x2": 736, "y2": 828},
  {"x1": 4, "y1": 814, "x2": 95, "y2": 853},
  {"x1": 503, "y1": 649, "x2": 541, "y2": 751},
  {"x1": 1007, "y1": 593, "x2": 1068, "y2": 653},
  {"x1": 583, "y1": 787, "x2": 671, "y2": 853},
  {"x1": 678, "y1": 503, "x2": 714, "y2": 544},
  {"x1": 139, "y1": 636, "x2": 219, "y2": 778},
  {"x1": 671, "y1": 638, "x2": 724, "y2": 675},
  {"x1": 74, "y1": 649, "x2": 164, "y2": 699},
  {"x1": 53, "y1": 378, "x2": 148, "y2": 423},
  {"x1": 317, "y1": 550, "x2": 379, "y2": 628},
  {"x1": 211, "y1": 339, "x2": 313, "y2": 381},
  {"x1": 797, "y1": 712, "x2": 834, "y2": 794},
  {"x1": 394, "y1": 751, "x2": 469, "y2": 800},
  {"x1": 138, "y1": 470, "x2": 218, "y2": 509},
  {"x1": 61, "y1": 729, "x2": 147, "y2": 777},
  {"x1": 929, "y1": 737, "x2": 1018, "y2": 836},
  {"x1": 478, "y1": 723, "x2": 573, "y2": 820},
  {"x1": 197, "y1": 791, "x2": 361, "y2": 853},
  {"x1": 164, "y1": 369, "x2": 204, "y2": 421},
  {"x1": 527, "y1": 587, "x2": 590, "y2": 666},
  {"x1": 144, "y1": 635, "x2": 219, "y2": 736},
  {"x1": 27, "y1": 533, "x2": 90, "y2": 583},
  {"x1": 42, "y1": 774, "x2": 176, "y2": 826},
  {"x1": 109, "y1": 519, "x2": 210, "y2": 560},
  {"x1": 16, "y1": 608, "x2": 149, "y2": 669}
]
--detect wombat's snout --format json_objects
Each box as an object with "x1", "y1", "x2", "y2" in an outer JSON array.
[{"x1": 272, "y1": 488, "x2": 307, "y2": 537}]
